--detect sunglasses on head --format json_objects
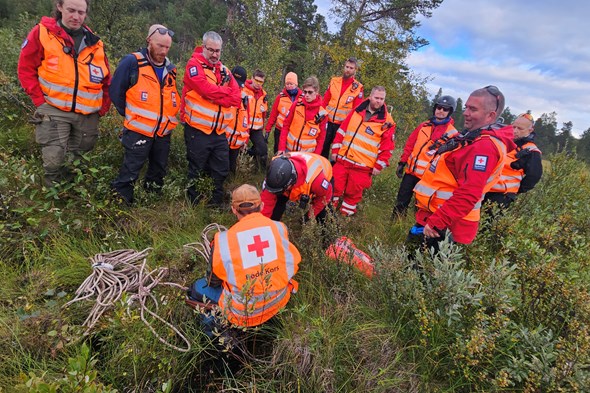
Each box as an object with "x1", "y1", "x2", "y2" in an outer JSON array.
[
  {"x1": 435, "y1": 105, "x2": 451, "y2": 112},
  {"x1": 484, "y1": 85, "x2": 501, "y2": 112},
  {"x1": 303, "y1": 89, "x2": 316, "y2": 95},
  {"x1": 520, "y1": 113, "x2": 534, "y2": 122},
  {"x1": 148, "y1": 27, "x2": 174, "y2": 39}
]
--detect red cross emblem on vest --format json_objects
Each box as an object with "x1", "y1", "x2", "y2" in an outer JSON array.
[{"x1": 247, "y1": 235, "x2": 270, "y2": 257}]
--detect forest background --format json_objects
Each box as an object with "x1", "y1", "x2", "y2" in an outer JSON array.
[{"x1": 0, "y1": 0, "x2": 589, "y2": 392}]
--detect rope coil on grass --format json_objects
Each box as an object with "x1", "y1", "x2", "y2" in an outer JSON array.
[{"x1": 63, "y1": 248, "x2": 191, "y2": 352}]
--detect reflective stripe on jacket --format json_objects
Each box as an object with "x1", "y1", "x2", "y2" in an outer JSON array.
[
  {"x1": 489, "y1": 141, "x2": 541, "y2": 193},
  {"x1": 325, "y1": 76, "x2": 363, "y2": 124},
  {"x1": 123, "y1": 52, "x2": 179, "y2": 137},
  {"x1": 286, "y1": 103, "x2": 327, "y2": 152},
  {"x1": 37, "y1": 24, "x2": 108, "y2": 114},
  {"x1": 243, "y1": 85, "x2": 267, "y2": 131},
  {"x1": 184, "y1": 63, "x2": 234, "y2": 134},
  {"x1": 285, "y1": 152, "x2": 332, "y2": 201},
  {"x1": 226, "y1": 90, "x2": 251, "y2": 149},
  {"x1": 407, "y1": 123, "x2": 458, "y2": 177},
  {"x1": 335, "y1": 110, "x2": 394, "y2": 168},
  {"x1": 414, "y1": 135, "x2": 507, "y2": 222},
  {"x1": 212, "y1": 213, "x2": 301, "y2": 327}
]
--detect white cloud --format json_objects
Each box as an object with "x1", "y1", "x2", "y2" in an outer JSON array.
[{"x1": 409, "y1": 0, "x2": 590, "y2": 135}]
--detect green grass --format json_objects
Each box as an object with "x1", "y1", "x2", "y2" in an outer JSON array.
[{"x1": 1, "y1": 120, "x2": 590, "y2": 392}]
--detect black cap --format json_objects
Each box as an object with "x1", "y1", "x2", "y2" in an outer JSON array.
[{"x1": 231, "y1": 66, "x2": 247, "y2": 87}]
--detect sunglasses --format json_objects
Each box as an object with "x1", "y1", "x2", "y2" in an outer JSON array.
[
  {"x1": 520, "y1": 113, "x2": 534, "y2": 122},
  {"x1": 485, "y1": 85, "x2": 501, "y2": 112},
  {"x1": 204, "y1": 45, "x2": 221, "y2": 54},
  {"x1": 303, "y1": 89, "x2": 316, "y2": 95},
  {"x1": 148, "y1": 27, "x2": 174, "y2": 39},
  {"x1": 253, "y1": 78, "x2": 265, "y2": 84},
  {"x1": 435, "y1": 105, "x2": 451, "y2": 112}
]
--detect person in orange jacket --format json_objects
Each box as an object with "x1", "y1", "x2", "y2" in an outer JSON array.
[
  {"x1": 409, "y1": 86, "x2": 517, "y2": 249},
  {"x1": 17, "y1": 0, "x2": 111, "y2": 187},
  {"x1": 265, "y1": 72, "x2": 302, "y2": 154},
  {"x1": 331, "y1": 86, "x2": 396, "y2": 216},
  {"x1": 484, "y1": 113, "x2": 543, "y2": 209},
  {"x1": 109, "y1": 25, "x2": 178, "y2": 204},
  {"x1": 321, "y1": 57, "x2": 364, "y2": 158},
  {"x1": 188, "y1": 184, "x2": 301, "y2": 334},
  {"x1": 261, "y1": 152, "x2": 333, "y2": 222},
  {"x1": 393, "y1": 95, "x2": 458, "y2": 217},
  {"x1": 182, "y1": 31, "x2": 241, "y2": 206},
  {"x1": 278, "y1": 76, "x2": 328, "y2": 155},
  {"x1": 243, "y1": 69, "x2": 269, "y2": 170}
]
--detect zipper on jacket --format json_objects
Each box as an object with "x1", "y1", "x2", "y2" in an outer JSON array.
[{"x1": 71, "y1": 50, "x2": 79, "y2": 112}]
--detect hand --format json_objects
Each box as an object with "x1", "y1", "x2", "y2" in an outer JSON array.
[
  {"x1": 241, "y1": 95, "x2": 249, "y2": 109},
  {"x1": 372, "y1": 168, "x2": 381, "y2": 176},
  {"x1": 423, "y1": 224, "x2": 441, "y2": 239},
  {"x1": 330, "y1": 154, "x2": 337, "y2": 163},
  {"x1": 276, "y1": 150, "x2": 285, "y2": 156},
  {"x1": 264, "y1": 132, "x2": 270, "y2": 142},
  {"x1": 396, "y1": 162, "x2": 406, "y2": 179}
]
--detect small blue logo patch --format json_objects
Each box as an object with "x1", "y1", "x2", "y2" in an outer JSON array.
[
  {"x1": 141, "y1": 92, "x2": 148, "y2": 101},
  {"x1": 321, "y1": 179, "x2": 330, "y2": 189},
  {"x1": 88, "y1": 64, "x2": 104, "y2": 83},
  {"x1": 365, "y1": 127, "x2": 374, "y2": 136},
  {"x1": 189, "y1": 66, "x2": 198, "y2": 77}
]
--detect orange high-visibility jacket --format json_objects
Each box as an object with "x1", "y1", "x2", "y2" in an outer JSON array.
[
  {"x1": 285, "y1": 152, "x2": 332, "y2": 201},
  {"x1": 406, "y1": 124, "x2": 459, "y2": 178},
  {"x1": 243, "y1": 85, "x2": 268, "y2": 131},
  {"x1": 325, "y1": 76, "x2": 363, "y2": 124},
  {"x1": 37, "y1": 24, "x2": 108, "y2": 114},
  {"x1": 335, "y1": 109, "x2": 395, "y2": 169},
  {"x1": 123, "y1": 52, "x2": 179, "y2": 137},
  {"x1": 286, "y1": 103, "x2": 327, "y2": 152},
  {"x1": 414, "y1": 135, "x2": 507, "y2": 222},
  {"x1": 489, "y1": 141, "x2": 541, "y2": 194},
  {"x1": 184, "y1": 63, "x2": 234, "y2": 135},
  {"x1": 226, "y1": 90, "x2": 251, "y2": 149},
  {"x1": 274, "y1": 93, "x2": 294, "y2": 130},
  {"x1": 212, "y1": 212, "x2": 301, "y2": 327}
]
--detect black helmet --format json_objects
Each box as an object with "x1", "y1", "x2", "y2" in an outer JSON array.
[
  {"x1": 265, "y1": 156, "x2": 297, "y2": 193},
  {"x1": 433, "y1": 95, "x2": 456, "y2": 116}
]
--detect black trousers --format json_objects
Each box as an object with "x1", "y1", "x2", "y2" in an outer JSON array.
[
  {"x1": 272, "y1": 127, "x2": 282, "y2": 154},
  {"x1": 184, "y1": 124, "x2": 229, "y2": 205},
  {"x1": 111, "y1": 129, "x2": 171, "y2": 204},
  {"x1": 228, "y1": 148, "x2": 240, "y2": 174},
  {"x1": 249, "y1": 128, "x2": 268, "y2": 171},
  {"x1": 393, "y1": 173, "x2": 421, "y2": 216},
  {"x1": 321, "y1": 121, "x2": 340, "y2": 159}
]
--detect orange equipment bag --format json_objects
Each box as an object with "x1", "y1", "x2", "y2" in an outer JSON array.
[{"x1": 325, "y1": 236, "x2": 375, "y2": 278}]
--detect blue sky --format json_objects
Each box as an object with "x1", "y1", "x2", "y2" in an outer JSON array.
[{"x1": 315, "y1": 0, "x2": 590, "y2": 136}]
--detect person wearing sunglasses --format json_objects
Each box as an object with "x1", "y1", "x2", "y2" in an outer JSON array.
[
  {"x1": 108, "y1": 24, "x2": 179, "y2": 204},
  {"x1": 182, "y1": 31, "x2": 242, "y2": 207},
  {"x1": 17, "y1": 0, "x2": 111, "y2": 187},
  {"x1": 243, "y1": 69, "x2": 269, "y2": 171},
  {"x1": 277, "y1": 76, "x2": 328, "y2": 155},
  {"x1": 321, "y1": 57, "x2": 365, "y2": 159},
  {"x1": 484, "y1": 113, "x2": 543, "y2": 209},
  {"x1": 265, "y1": 72, "x2": 302, "y2": 154},
  {"x1": 393, "y1": 95, "x2": 459, "y2": 218},
  {"x1": 330, "y1": 86, "x2": 396, "y2": 216},
  {"x1": 410, "y1": 86, "x2": 517, "y2": 248}
]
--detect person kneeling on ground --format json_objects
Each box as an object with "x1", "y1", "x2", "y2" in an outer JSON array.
[{"x1": 188, "y1": 184, "x2": 301, "y2": 337}]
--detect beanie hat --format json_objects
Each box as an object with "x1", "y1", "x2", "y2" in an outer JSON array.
[
  {"x1": 231, "y1": 66, "x2": 247, "y2": 87},
  {"x1": 285, "y1": 72, "x2": 298, "y2": 86}
]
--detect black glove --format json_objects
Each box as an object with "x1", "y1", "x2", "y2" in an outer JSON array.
[
  {"x1": 264, "y1": 132, "x2": 270, "y2": 142},
  {"x1": 314, "y1": 113, "x2": 325, "y2": 124},
  {"x1": 396, "y1": 162, "x2": 406, "y2": 179},
  {"x1": 241, "y1": 95, "x2": 249, "y2": 109}
]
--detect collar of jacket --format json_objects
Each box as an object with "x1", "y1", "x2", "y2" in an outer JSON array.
[
  {"x1": 355, "y1": 99, "x2": 386, "y2": 120},
  {"x1": 515, "y1": 132, "x2": 536, "y2": 146},
  {"x1": 430, "y1": 116, "x2": 451, "y2": 126}
]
